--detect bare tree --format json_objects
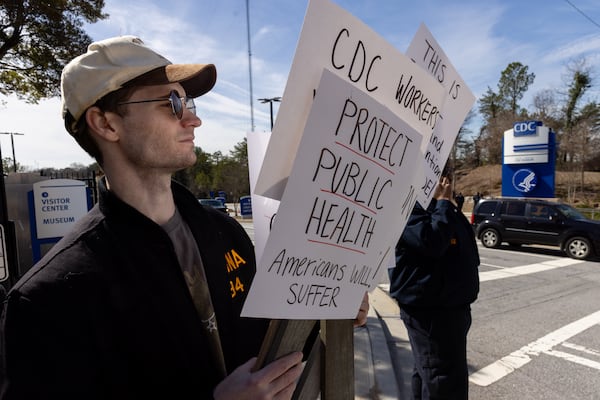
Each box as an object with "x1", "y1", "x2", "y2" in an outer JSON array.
[
  {"x1": 532, "y1": 89, "x2": 560, "y2": 122},
  {"x1": 559, "y1": 63, "x2": 593, "y2": 201}
]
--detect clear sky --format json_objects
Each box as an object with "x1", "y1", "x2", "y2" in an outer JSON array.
[{"x1": 1, "y1": 0, "x2": 599, "y2": 170}]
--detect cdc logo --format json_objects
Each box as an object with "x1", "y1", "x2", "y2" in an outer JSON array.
[
  {"x1": 513, "y1": 121, "x2": 539, "y2": 137},
  {"x1": 512, "y1": 169, "x2": 537, "y2": 193}
]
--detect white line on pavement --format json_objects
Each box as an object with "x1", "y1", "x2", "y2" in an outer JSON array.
[
  {"x1": 480, "y1": 263, "x2": 508, "y2": 269},
  {"x1": 478, "y1": 246, "x2": 562, "y2": 260},
  {"x1": 479, "y1": 258, "x2": 583, "y2": 282},
  {"x1": 469, "y1": 310, "x2": 600, "y2": 386},
  {"x1": 561, "y1": 341, "x2": 600, "y2": 357},
  {"x1": 543, "y1": 349, "x2": 600, "y2": 370}
]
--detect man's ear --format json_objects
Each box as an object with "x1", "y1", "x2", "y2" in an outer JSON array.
[{"x1": 85, "y1": 106, "x2": 120, "y2": 143}]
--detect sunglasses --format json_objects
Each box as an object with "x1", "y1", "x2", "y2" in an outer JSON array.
[{"x1": 118, "y1": 90, "x2": 196, "y2": 120}]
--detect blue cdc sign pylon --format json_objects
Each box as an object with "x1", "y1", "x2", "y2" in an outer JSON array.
[{"x1": 502, "y1": 120, "x2": 556, "y2": 198}]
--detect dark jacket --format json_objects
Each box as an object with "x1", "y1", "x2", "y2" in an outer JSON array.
[
  {"x1": 388, "y1": 199, "x2": 479, "y2": 308},
  {"x1": 0, "y1": 179, "x2": 269, "y2": 399}
]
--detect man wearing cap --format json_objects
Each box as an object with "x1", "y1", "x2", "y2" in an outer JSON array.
[{"x1": 0, "y1": 36, "x2": 307, "y2": 399}]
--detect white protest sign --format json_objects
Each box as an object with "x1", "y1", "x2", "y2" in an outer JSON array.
[
  {"x1": 254, "y1": 0, "x2": 445, "y2": 202},
  {"x1": 406, "y1": 23, "x2": 476, "y2": 206},
  {"x1": 242, "y1": 69, "x2": 422, "y2": 319},
  {"x1": 33, "y1": 179, "x2": 88, "y2": 239},
  {"x1": 247, "y1": 131, "x2": 280, "y2": 264}
]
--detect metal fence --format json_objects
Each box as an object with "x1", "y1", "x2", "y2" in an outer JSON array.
[{"x1": 41, "y1": 170, "x2": 99, "y2": 205}]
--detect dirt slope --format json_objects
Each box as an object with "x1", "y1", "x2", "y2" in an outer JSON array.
[{"x1": 452, "y1": 165, "x2": 600, "y2": 209}]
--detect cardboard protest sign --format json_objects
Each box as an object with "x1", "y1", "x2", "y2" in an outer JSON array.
[
  {"x1": 247, "y1": 131, "x2": 280, "y2": 264},
  {"x1": 242, "y1": 69, "x2": 423, "y2": 320},
  {"x1": 253, "y1": 0, "x2": 445, "y2": 202},
  {"x1": 406, "y1": 23, "x2": 476, "y2": 207}
]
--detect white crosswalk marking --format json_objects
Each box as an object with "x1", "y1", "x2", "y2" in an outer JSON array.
[
  {"x1": 479, "y1": 257, "x2": 583, "y2": 282},
  {"x1": 469, "y1": 310, "x2": 600, "y2": 386},
  {"x1": 543, "y1": 349, "x2": 600, "y2": 370},
  {"x1": 561, "y1": 341, "x2": 600, "y2": 357}
]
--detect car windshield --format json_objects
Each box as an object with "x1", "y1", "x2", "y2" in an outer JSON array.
[
  {"x1": 200, "y1": 199, "x2": 223, "y2": 207},
  {"x1": 555, "y1": 203, "x2": 587, "y2": 220}
]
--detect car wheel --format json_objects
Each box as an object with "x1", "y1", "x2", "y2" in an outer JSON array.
[
  {"x1": 480, "y1": 228, "x2": 501, "y2": 248},
  {"x1": 565, "y1": 236, "x2": 591, "y2": 260}
]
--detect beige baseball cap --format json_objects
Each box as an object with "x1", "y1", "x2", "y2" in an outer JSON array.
[{"x1": 61, "y1": 35, "x2": 216, "y2": 134}]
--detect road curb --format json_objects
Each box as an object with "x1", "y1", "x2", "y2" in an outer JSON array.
[
  {"x1": 354, "y1": 295, "x2": 401, "y2": 399},
  {"x1": 369, "y1": 286, "x2": 414, "y2": 399}
]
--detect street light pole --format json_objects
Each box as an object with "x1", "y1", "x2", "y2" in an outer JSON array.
[
  {"x1": 0, "y1": 132, "x2": 24, "y2": 172},
  {"x1": 258, "y1": 97, "x2": 281, "y2": 130},
  {"x1": 0, "y1": 136, "x2": 19, "y2": 288}
]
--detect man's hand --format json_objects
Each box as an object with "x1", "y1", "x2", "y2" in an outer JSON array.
[
  {"x1": 433, "y1": 176, "x2": 452, "y2": 201},
  {"x1": 354, "y1": 292, "x2": 369, "y2": 327},
  {"x1": 213, "y1": 352, "x2": 304, "y2": 400}
]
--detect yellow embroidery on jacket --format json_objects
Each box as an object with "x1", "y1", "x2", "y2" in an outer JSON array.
[{"x1": 225, "y1": 248, "x2": 247, "y2": 273}]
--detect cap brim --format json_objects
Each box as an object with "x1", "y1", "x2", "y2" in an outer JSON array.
[{"x1": 126, "y1": 63, "x2": 217, "y2": 98}]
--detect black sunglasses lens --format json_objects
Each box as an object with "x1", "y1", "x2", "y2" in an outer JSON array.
[{"x1": 170, "y1": 90, "x2": 183, "y2": 119}]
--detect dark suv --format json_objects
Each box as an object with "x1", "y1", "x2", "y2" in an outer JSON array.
[
  {"x1": 471, "y1": 198, "x2": 600, "y2": 260},
  {"x1": 198, "y1": 198, "x2": 229, "y2": 214}
]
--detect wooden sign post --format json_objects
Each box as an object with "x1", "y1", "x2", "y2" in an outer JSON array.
[{"x1": 254, "y1": 319, "x2": 354, "y2": 400}]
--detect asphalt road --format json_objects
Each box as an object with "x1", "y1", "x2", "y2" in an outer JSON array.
[{"x1": 466, "y1": 243, "x2": 600, "y2": 400}]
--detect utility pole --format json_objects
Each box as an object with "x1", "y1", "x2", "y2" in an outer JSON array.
[
  {"x1": 0, "y1": 132, "x2": 24, "y2": 172},
  {"x1": 258, "y1": 97, "x2": 281, "y2": 130},
  {"x1": 246, "y1": 0, "x2": 255, "y2": 132}
]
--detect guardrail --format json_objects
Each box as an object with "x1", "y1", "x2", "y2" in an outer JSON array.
[{"x1": 578, "y1": 208, "x2": 600, "y2": 220}]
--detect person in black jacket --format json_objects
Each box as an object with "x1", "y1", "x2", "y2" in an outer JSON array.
[
  {"x1": 454, "y1": 192, "x2": 465, "y2": 212},
  {"x1": 389, "y1": 176, "x2": 480, "y2": 400},
  {"x1": 0, "y1": 36, "x2": 369, "y2": 400}
]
